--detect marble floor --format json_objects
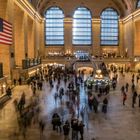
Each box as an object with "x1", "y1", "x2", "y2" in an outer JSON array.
[{"x1": 0, "y1": 72, "x2": 140, "y2": 140}]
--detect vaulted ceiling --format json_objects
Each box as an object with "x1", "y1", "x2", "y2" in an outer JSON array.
[{"x1": 30, "y1": 0, "x2": 138, "y2": 17}]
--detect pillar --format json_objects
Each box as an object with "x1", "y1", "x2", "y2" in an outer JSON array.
[
  {"x1": 14, "y1": 4, "x2": 25, "y2": 66},
  {"x1": 64, "y1": 17, "x2": 73, "y2": 54}
]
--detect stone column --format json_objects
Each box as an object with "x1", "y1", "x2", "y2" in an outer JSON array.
[
  {"x1": 119, "y1": 20, "x2": 124, "y2": 56},
  {"x1": 27, "y1": 16, "x2": 35, "y2": 58},
  {"x1": 0, "y1": 0, "x2": 14, "y2": 78},
  {"x1": 24, "y1": 13, "x2": 28, "y2": 58},
  {"x1": 123, "y1": 18, "x2": 134, "y2": 57},
  {"x1": 92, "y1": 18, "x2": 100, "y2": 56},
  {"x1": 34, "y1": 20, "x2": 38, "y2": 57},
  {"x1": 133, "y1": 19, "x2": 140, "y2": 56},
  {"x1": 64, "y1": 17, "x2": 73, "y2": 54},
  {"x1": 39, "y1": 20, "x2": 45, "y2": 58},
  {"x1": 14, "y1": 4, "x2": 25, "y2": 66}
]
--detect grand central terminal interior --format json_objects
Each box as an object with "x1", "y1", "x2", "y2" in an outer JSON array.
[{"x1": 1, "y1": 0, "x2": 140, "y2": 140}]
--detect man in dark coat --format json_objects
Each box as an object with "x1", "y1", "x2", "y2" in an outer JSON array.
[
  {"x1": 63, "y1": 121, "x2": 70, "y2": 140},
  {"x1": 78, "y1": 121, "x2": 85, "y2": 140},
  {"x1": 102, "y1": 97, "x2": 108, "y2": 113},
  {"x1": 92, "y1": 97, "x2": 99, "y2": 113},
  {"x1": 132, "y1": 91, "x2": 137, "y2": 108}
]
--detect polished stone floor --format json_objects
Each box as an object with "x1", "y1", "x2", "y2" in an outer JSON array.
[{"x1": 0, "y1": 72, "x2": 140, "y2": 140}]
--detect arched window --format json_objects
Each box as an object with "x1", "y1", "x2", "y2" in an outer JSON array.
[
  {"x1": 73, "y1": 7, "x2": 92, "y2": 45},
  {"x1": 45, "y1": 7, "x2": 64, "y2": 45},
  {"x1": 100, "y1": 8, "x2": 119, "y2": 46},
  {"x1": 136, "y1": 0, "x2": 140, "y2": 8}
]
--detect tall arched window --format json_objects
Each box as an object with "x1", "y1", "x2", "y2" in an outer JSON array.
[
  {"x1": 136, "y1": 0, "x2": 140, "y2": 8},
  {"x1": 45, "y1": 7, "x2": 64, "y2": 45},
  {"x1": 101, "y1": 8, "x2": 119, "y2": 46},
  {"x1": 73, "y1": 7, "x2": 92, "y2": 45}
]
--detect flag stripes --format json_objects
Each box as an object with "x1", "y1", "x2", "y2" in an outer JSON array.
[{"x1": 0, "y1": 18, "x2": 12, "y2": 45}]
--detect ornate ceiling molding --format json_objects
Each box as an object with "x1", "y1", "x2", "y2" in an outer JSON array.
[{"x1": 31, "y1": 0, "x2": 135, "y2": 17}]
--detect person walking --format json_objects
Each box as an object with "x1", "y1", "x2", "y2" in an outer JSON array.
[
  {"x1": 54, "y1": 92, "x2": 58, "y2": 105},
  {"x1": 56, "y1": 116, "x2": 62, "y2": 133},
  {"x1": 131, "y1": 84, "x2": 135, "y2": 93},
  {"x1": 123, "y1": 91, "x2": 127, "y2": 106},
  {"x1": 121, "y1": 85, "x2": 125, "y2": 93},
  {"x1": 39, "y1": 119, "x2": 45, "y2": 139},
  {"x1": 52, "y1": 113, "x2": 59, "y2": 131},
  {"x1": 138, "y1": 94, "x2": 140, "y2": 107},
  {"x1": 18, "y1": 77, "x2": 22, "y2": 85},
  {"x1": 71, "y1": 118, "x2": 79, "y2": 140},
  {"x1": 78, "y1": 121, "x2": 85, "y2": 140},
  {"x1": 6, "y1": 87, "x2": 12, "y2": 96},
  {"x1": 125, "y1": 83, "x2": 129, "y2": 92},
  {"x1": 63, "y1": 121, "x2": 70, "y2": 140},
  {"x1": 18, "y1": 92, "x2": 26, "y2": 113},
  {"x1": 13, "y1": 78, "x2": 16, "y2": 86},
  {"x1": 102, "y1": 97, "x2": 108, "y2": 113},
  {"x1": 132, "y1": 91, "x2": 137, "y2": 108},
  {"x1": 92, "y1": 96, "x2": 99, "y2": 113}
]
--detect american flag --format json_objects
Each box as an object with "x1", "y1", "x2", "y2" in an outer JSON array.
[{"x1": 0, "y1": 18, "x2": 12, "y2": 45}]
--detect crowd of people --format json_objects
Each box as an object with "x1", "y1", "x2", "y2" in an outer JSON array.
[
  {"x1": 51, "y1": 113, "x2": 85, "y2": 140},
  {"x1": 108, "y1": 65, "x2": 140, "y2": 108},
  {"x1": 5, "y1": 63, "x2": 140, "y2": 140},
  {"x1": 121, "y1": 73, "x2": 140, "y2": 107}
]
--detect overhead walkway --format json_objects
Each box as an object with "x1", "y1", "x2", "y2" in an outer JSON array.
[{"x1": 43, "y1": 57, "x2": 132, "y2": 64}]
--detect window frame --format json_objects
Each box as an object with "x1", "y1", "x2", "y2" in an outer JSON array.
[
  {"x1": 44, "y1": 6, "x2": 65, "y2": 46},
  {"x1": 100, "y1": 7, "x2": 119, "y2": 46},
  {"x1": 72, "y1": 7, "x2": 92, "y2": 46}
]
